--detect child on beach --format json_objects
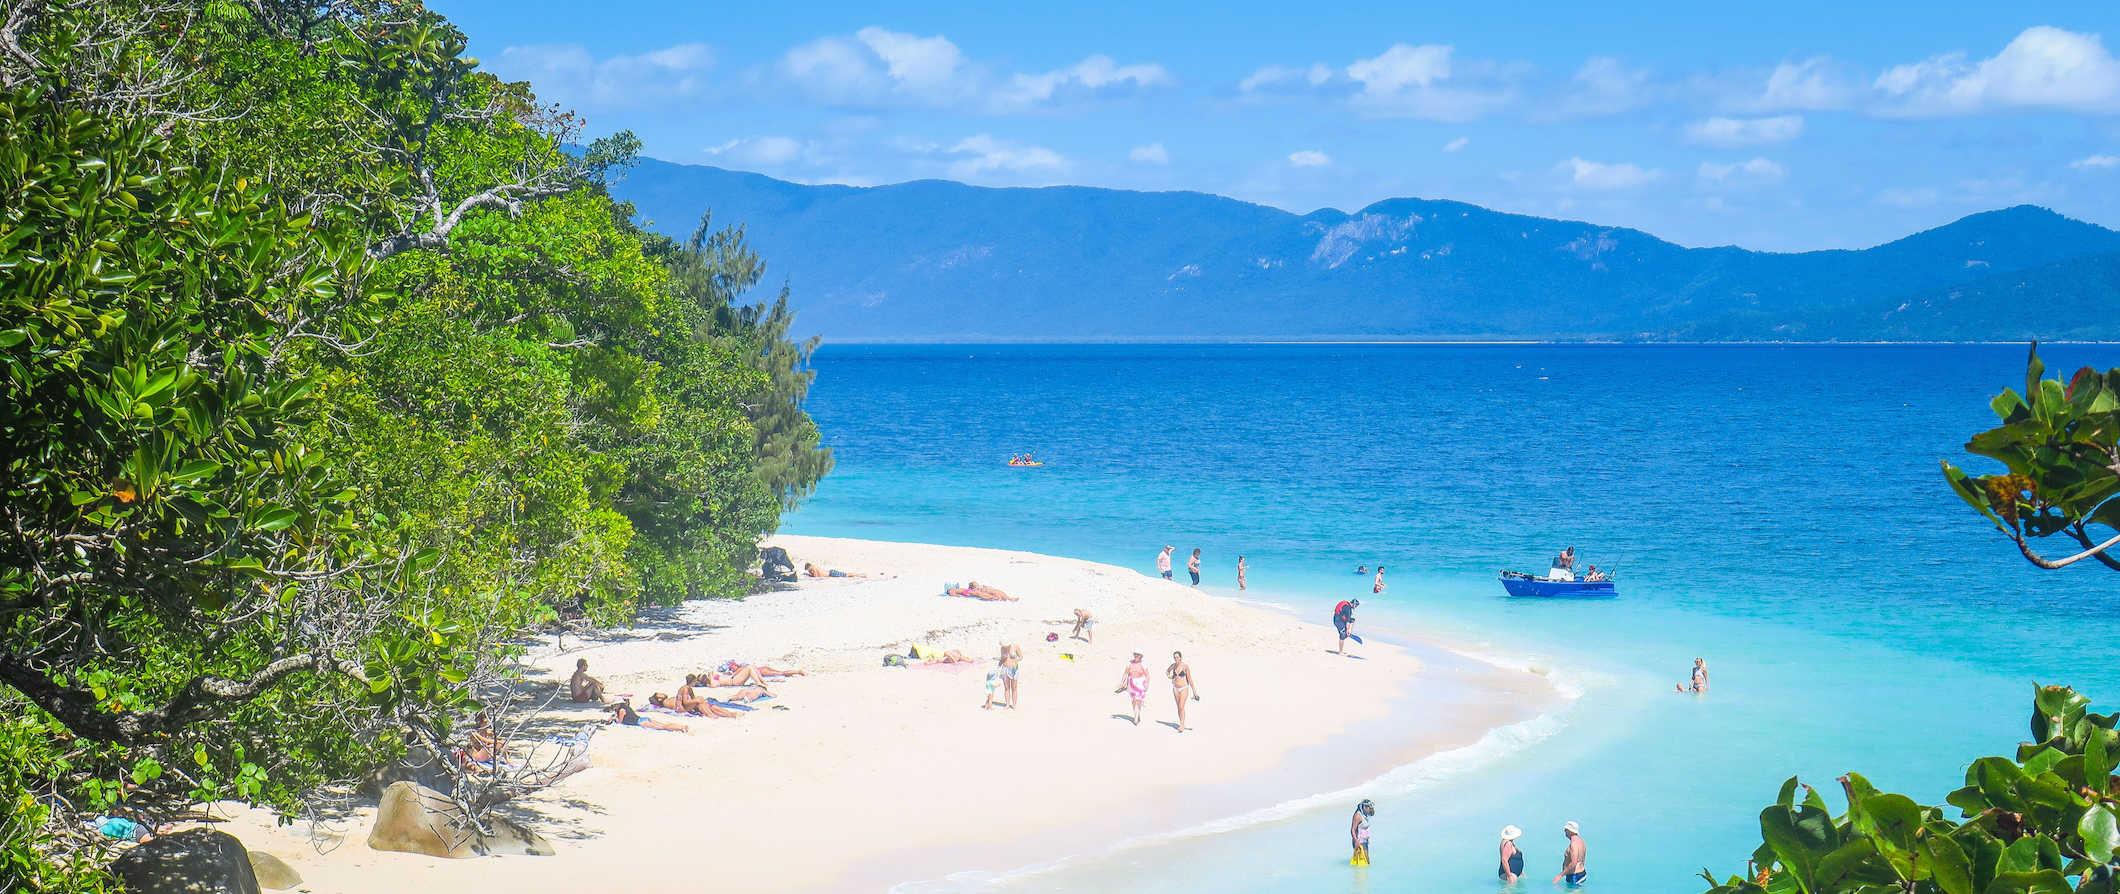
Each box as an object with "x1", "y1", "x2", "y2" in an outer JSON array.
[
  {"x1": 1115, "y1": 652, "x2": 1150, "y2": 725},
  {"x1": 983, "y1": 663, "x2": 1004, "y2": 709}
]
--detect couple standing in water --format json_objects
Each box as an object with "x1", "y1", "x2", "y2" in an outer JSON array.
[
  {"x1": 1155, "y1": 545, "x2": 1248, "y2": 589},
  {"x1": 1115, "y1": 650, "x2": 1200, "y2": 731},
  {"x1": 1497, "y1": 822, "x2": 1588, "y2": 886}
]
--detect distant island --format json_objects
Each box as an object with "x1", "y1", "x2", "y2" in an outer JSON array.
[{"x1": 615, "y1": 158, "x2": 2120, "y2": 342}]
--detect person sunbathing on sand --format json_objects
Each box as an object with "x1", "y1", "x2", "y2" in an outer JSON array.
[
  {"x1": 608, "y1": 698, "x2": 688, "y2": 732},
  {"x1": 724, "y1": 660, "x2": 806, "y2": 678},
  {"x1": 946, "y1": 581, "x2": 1016, "y2": 601},
  {"x1": 702, "y1": 664, "x2": 773, "y2": 690},
  {"x1": 804, "y1": 562, "x2": 867, "y2": 579},
  {"x1": 659, "y1": 682, "x2": 743, "y2": 718},
  {"x1": 921, "y1": 649, "x2": 974, "y2": 665},
  {"x1": 688, "y1": 673, "x2": 769, "y2": 703}
]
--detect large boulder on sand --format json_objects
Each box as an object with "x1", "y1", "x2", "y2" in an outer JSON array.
[
  {"x1": 366, "y1": 781, "x2": 555, "y2": 859},
  {"x1": 245, "y1": 850, "x2": 302, "y2": 890},
  {"x1": 111, "y1": 828, "x2": 261, "y2": 894}
]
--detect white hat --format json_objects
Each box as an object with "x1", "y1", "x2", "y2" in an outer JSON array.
[
  {"x1": 1500, "y1": 825, "x2": 1522, "y2": 841},
  {"x1": 1563, "y1": 821, "x2": 1580, "y2": 835}
]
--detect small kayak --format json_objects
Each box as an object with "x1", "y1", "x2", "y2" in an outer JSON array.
[
  {"x1": 1008, "y1": 461, "x2": 1044, "y2": 467},
  {"x1": 1499, "y1": 571, "x2": 1616, "y2": 599}
]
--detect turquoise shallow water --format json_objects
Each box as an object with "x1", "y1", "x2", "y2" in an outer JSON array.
[{"x1": 783, "y1": 343, "x2": 2120, "y2": 893}]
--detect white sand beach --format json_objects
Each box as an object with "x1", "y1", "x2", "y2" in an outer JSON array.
[{"x1": 214, "y1": 535, "x2": 1558, "y2": 893}]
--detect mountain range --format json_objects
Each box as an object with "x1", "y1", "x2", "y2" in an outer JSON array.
[{"x1": 612, "y1": 157, "x2": 2120, "y2": 342}]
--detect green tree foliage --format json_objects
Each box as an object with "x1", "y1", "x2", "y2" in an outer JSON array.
[
  {"x1": 1702, "y1": 685, "x2": 2120, "y2": 894},
  {"x1": 656, "y1": 213, "x2": 834, "y2": 510},
  {"x1": 1943, "y1": 344, "x2": 2120, "y2": 572},
  {"x1": 0, "y1": 0, "x2": 828, "y2": 885}
]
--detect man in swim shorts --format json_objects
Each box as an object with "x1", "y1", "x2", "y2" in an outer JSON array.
[
  {"x1": 1553, "y1": 821, "x2": 1587, "y2": 886},
  {"x1": 1333, "y1": 598, "x2": 1359, "y2": 655},
  {"x1": 1157, "y1": 545, "x2": 1174, "y2": 580}
]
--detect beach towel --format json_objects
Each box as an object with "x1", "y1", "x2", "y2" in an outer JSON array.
[{"x1": 707, "y1": 699, "x2": 755, "y2": 712}]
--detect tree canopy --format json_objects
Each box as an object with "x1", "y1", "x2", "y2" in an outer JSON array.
[{"x1": 0, "y1": 1, "x2": 829, "y2": 887}]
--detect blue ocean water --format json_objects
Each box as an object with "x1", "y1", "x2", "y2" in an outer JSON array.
[{"x1": 783, "y1": 344, "x2": 2120, "y2": 893}]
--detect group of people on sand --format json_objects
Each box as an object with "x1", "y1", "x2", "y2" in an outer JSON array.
[
  {"x1": 983, "y1": 641, "x2": 1023, "y2": 709},
  {"x1": 1156, "y1": 545, "x2": 1247, "y2": 590},
  {"x1": 1114, "y1": 649, "x2": 1202, "y2": 731},
  {"x1": 563, "y1": 657, "x2": 807, "y2": 734},
  {"x1": 1350, "y1": 802, "x2": 1589, "y2": 887}
]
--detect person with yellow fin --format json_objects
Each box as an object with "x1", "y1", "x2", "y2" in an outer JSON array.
[{"x1": 1349, "y1": 799, "x2": 1375, "y2": 866}]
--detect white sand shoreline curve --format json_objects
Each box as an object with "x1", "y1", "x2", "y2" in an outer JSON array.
[{"x1": 211, "y1": 535, "x2": 1559, "y2": 893}]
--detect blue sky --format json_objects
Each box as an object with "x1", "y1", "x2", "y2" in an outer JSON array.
[{"x1": 438, "y1": 0, "x2": 2120, "y2": 251}]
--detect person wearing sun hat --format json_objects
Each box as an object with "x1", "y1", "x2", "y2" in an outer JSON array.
[
  {"x1": 1553, "y1": 821, "x2": 1587, "y2": 886},
  {"x1": 1498, "y1": 824, "x2": 1525, "y2": 881}
]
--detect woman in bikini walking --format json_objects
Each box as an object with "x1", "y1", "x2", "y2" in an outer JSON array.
[{"x1": 1167, "y1": 651, "x2": 1202, "y2": 732}]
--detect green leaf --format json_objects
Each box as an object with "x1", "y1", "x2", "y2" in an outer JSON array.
[
  {"x1": 1982, "y1": 869, "x2": 2071, "y2": 894},
  {"x1": 252, "y1": 507, "x2": 300, "y2": 532},
  {"x1": 1925, "y1": 835, "x2": 1975, "y2": 894},
  {"x1": 2082, "y1": 804, "x2": 2120, "y2": 864}
]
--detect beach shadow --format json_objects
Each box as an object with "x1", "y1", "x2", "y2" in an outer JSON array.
[
  {"x1": 1109, "y1": 713, "x2": 1141, "y2": 725},
  {"x1": 1324, "y1": 650, "x2": 1368, "y2": 660},
  {"x1": 1155, "y1": 721, "x2": 1182, "y2": 731}
]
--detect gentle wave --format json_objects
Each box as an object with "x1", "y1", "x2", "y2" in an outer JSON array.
[{"x1": 889, "y1": 698, "x2": 1579, "y2": 893}]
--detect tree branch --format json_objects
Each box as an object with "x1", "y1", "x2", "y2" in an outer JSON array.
[
  {"x1": 0, "y1": 650, "x2": 369, "y2": 743},
  {"x1": 2009, "y1": 529, "x2": 2120, "y2": 571}
]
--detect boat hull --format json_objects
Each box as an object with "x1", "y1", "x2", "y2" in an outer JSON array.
[{"x1": 1499, "y1": 576, "x2": 1617, "y2": 598}]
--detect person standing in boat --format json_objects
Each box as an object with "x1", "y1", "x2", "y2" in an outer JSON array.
[{"x1": 1549, "y1": 547, "x2": 1577, "y2": 581}]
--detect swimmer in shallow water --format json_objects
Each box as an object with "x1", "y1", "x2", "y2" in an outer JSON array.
[{"x1": 1675, "y1": 657, "x2": 1708, "y2": 693}]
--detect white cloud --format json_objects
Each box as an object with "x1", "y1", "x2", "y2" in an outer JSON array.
[
  {"x1": 1004, "y1": 54, "x2": 1172, "y2": 106},
  {"x1": 1239, "y1": 63, "x2": 1334, "y2": 93},
  {"x1": 946, "y1": 134, "x2": 1070, "y2": 178},
  {"x1": 705, "y1": 136, "x2": 807, "y2": 167},
  {"x1": 780, "y1": 29, "x2": 1164, "y2": 111},
  {"x1": 1288, "y1": 150, "x2": 1332, "y2": 167},
  {"x1": 1875, "y1": 26, "x2": 2120, "y2": 116},
  {"x1": 1698, "y1": 157, "x2": 1787, "y2": 183},
  {"x1": 1129, "y1": 142, "x2": 1170, "y2": 164},
  {"x1": 1344, "y1": 43, "x2": 1513, "y2": 120},
  {"x1": 2072, "y1": 153, "x2": 2120, "y2": 169},
  {"x1": 1559, "y1": 56, "x2": 1652, "y2": 117},
  {"x1": 1442, "y1": 136, "x2": 1470, "y2": 152},
  {"x1": 1753, "y1": 56, "x2": 1855, "y2": 110},
  {"x1": 495, "y1": 42, "x2": 713, "y2": 109},
  {"x1": 1557, "y1": 157, "x2": 1661, "y2": 190},
  {"x1": 855, "y1": 26, "x2": 965, "y2": 90},
  {"x1": 1685, "y1": 114, "x2": 1805, "y2": 147}
]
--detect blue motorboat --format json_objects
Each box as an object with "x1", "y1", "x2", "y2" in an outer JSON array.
[{"x1": 1499, "y1": 570, "x2": 1617, "y2": 598}]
